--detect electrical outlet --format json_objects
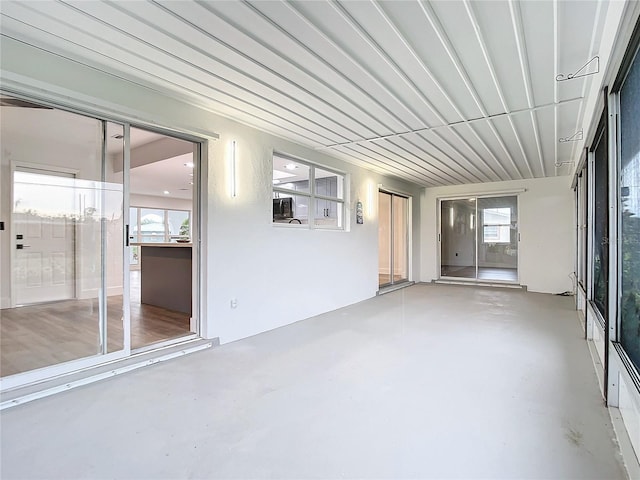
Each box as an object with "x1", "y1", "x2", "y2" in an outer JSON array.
[{"x1": 230, "y1": 298, "x2": 238, "y2": 309}]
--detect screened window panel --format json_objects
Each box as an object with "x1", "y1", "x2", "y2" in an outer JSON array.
[
  {"x1": 592, "y1": 125, "x2": 609, "y2": 321},
  {"x1": 619, "y1": 46, "x2": 640, "y2": 370}
]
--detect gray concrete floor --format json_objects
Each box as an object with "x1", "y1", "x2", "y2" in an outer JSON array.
[{"x1": 0, "y1": 284, "x2": 627, "y2": 479}]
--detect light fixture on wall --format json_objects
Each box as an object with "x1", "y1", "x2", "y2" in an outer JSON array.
[{"x1": 230, "y1": 140, "x2": 237, "y2": 198}]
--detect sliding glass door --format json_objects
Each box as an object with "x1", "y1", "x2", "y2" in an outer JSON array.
[
  {"x1": 0, "y1": 94, "x2": 204, "y2": 390},
  {"x1": 378, "y1": 190, "x2": 409, "y2": 288},
  {"x1": 0, "y1": 97, "x2": 126, "y2": 379},
  {"x1": 440, "y1": 195, "x2": 518, "y2": 283},
  {"x1": 440, "y1": 198, "x2": 476, "y2": 279}
]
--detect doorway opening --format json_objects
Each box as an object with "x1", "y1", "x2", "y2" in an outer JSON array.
[
  {"x1": 378, "y1": 190, "x2": 410, "y2": 289},
  {"x1": 439, "y1": 195, "x2": 519, "y2": 283},
  {"x1": 0, "y1": 94, "x2": 203, "y2": 382},
  {"x1": 126, "y1": 126, "x2": 199, "y2": 351}
]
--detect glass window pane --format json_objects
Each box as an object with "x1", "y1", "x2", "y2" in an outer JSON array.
[
  {"x1": 315, "y1": 168, "x2": 344, "y2": 200},
  {"x1": 272, "y1": 192, "x2": 309, "y2": 224},
  {"x1": 139, "y1": 208, "x2": 166, "y2": 242},
  {"x1": 168, "y1": 210, "x2": 190, "y2": 242},
  {"x1": 477, "y1": 196, "x2": 518, "y2": 282},
  {"x1": 272, "y1": 156, "x2": 310, "y2": 193},
  {"x1": 593, "y1": 126, "x2": 608, "y2": 319},
  {"x1": 440, "y1": 198, "x2": 476, "y2": 279},
  {"x1": 314, "y1": 199, "x2": 343, "y2": 228},
  {"x1": 619, "y1": 47, "x2": 640, "y2": 369}
]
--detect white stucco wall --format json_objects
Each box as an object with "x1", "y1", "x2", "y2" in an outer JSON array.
[
  {"x1": 1, "y1": 37, "x2": 421, "y2": 344},
  {"x1": 420, "y1": 176, "x2": 575, "y2": 294}
]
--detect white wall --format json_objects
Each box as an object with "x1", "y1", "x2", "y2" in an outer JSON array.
[
  {"x1": 421, "y1": 176, "x2": 574, "y2": 294},
  {"x1": 0, "y1": 37, "x2": 421, "y2": 344}
]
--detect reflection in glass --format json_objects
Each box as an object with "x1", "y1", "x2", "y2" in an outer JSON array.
[
  {"x1": 619, "y1": 47, "x2": 640, "y2": 370},
  {"x1": 378, "y1": 192, "x2": 392, "y2": 286},
  {"x1": 0, "y1": 104, "x2": 125, "y2": 376},
  {"x1": 593, "y1": 126, "x2": 609, "y2": 319},
  {"x1": 440, "y1": 198, "x2": 476, "y2": 279},
  {"x1": 392, "y1": 195, "x2": 408, "y2": 282},
  {"x1": 477, "y1": 197, "x2": 518, "y2": 282},
  {"x1": 272, "y1": 156, "x2": 310, "y2": 193}
]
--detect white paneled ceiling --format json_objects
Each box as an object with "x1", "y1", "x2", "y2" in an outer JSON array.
[{"x1": 0, "y1": 0, "x2": 611, "y2": 186}]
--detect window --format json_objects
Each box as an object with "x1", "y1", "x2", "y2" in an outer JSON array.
[
  {"x1": 618, "y1": 41, "x2": 640, "y2": 371},
  {"x1": 482, "y1": 207, "x2": 511, "y2": 243},
  {"x1": 129, "y1": 207, "x2": 191, "y2": 244},
  {"x1": 592, "y1": 116, "x2": 608, "y2": 321},
  {"x1": 272, "y1": 154, "x2": 345, "y2": 229}
]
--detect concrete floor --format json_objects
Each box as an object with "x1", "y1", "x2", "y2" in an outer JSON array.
[{"x1": 0, "y1": 284, "x2": 627, "y2": 479}]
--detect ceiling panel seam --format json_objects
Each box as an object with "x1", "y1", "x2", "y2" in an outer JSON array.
[
  {"x1": 142, "y1": 0, "x2": 367, "y2": 142},
  {"x1": 318, "y1": 97, "x2": 582, "y2": 149},
  {"x1": 354, "y1": 141, "x2": 442, "y2": 185},
  {"x1": 415, "y1": 1, "x2": 517, "y2": 180},
  {"x1": 244, "y1": 0, "x2": 411, "y2": 134},
  {"x1": 195, "y1": 0, "x2": 388, "y2": 139},
  {"x1": 340, "y1": 144, "x2": 440, "y2": 186},
  {"x1": 325, "y1": 1, "x2": 440, "y2": 128},
  {"x1": 388, "y1": 136, "x2": 480, "y2": 184},
  {"x1": 45, "y1": 1, "x2": 344, "y2": 144},
  {"x1": 508, "y1": 0, "x2": 543, "y2": 177},
  {"x1": 347, "y1": 1, "x2": 505, "y2": 182},
  {"x1": 0, "y1": 27, "x2": 326, "y2": 148},
  {"x1": 374, "y1": 138, "x2": 464, "y2": 185},
  {"x1": 464, "y1": 0, "x2": 530, "y2": 179},
  {"x1": 286, "y1": 1, "x2": 493, "y2": 184}
]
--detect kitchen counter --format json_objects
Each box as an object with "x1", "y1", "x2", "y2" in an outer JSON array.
[{"x1": 140, "y1": 244, "x2": 192, "y2": 314}]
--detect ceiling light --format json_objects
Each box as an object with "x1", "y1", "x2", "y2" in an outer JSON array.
[
  {"x1": 163, "y1": 190, "x2": 170, "y2": 195},
  {"x1": 184, "y1": 162, "x2": 194, "y2": 168},
  {"x1": 284, "y1": 163, "x2": 298, "y2": 170}
]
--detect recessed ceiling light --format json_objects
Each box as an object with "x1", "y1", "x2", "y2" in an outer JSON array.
[
  {"x1": 163, "y1": 190, "x2": 170, "y2": 195},
  {"x1": 284, "y1": 163, "x2": 298, "y2": 170},
  {"x1": 189, "y1": 182, "x2": 194, "y2": 185},
  {"x1": 184, "y1": 162, "x2": 195, "y2": 168}
]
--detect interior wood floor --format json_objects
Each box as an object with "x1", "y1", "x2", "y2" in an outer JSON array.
[
  {"x1": 0, "y1": 271, "x2": 192, "y2": 377},
  {"x1": 441, "y1": 265, "x2": 518, "y2": 282}
]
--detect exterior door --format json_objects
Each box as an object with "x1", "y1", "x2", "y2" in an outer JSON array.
[
  {"x1": 12, "y1": 168, "x2": 76, "y2": 305},
  {"x1": 378, "y1": 190, "x2": 409, "y2": 288}
]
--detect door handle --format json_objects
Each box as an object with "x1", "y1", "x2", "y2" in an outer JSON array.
[{"x1": 16, "y1": 244, "x2": 31, "y2": 249}]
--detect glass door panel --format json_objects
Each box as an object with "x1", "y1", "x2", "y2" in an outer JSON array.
[
  {"x1": 392, "y1": 195, "x2": 408, "y2": 283},
  {"x1": 440, "y1": 199, "x2": 476, "y2": 279},
  {"x1": 476, "y1": 196, "x2": 518, "y2": 282},
  {"x1": 0, "y1": 99, "x2": 125, "y2": 377},
  {"x1": 378, "y1": 191, "x2": 392, "y2": 287}
]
